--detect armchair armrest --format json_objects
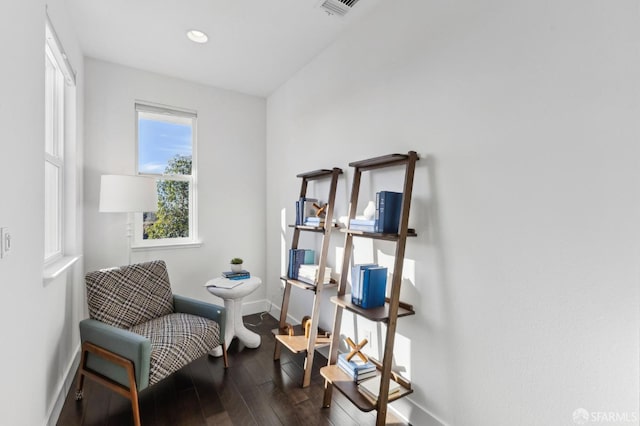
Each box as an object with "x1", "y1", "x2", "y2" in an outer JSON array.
[
  {"x1": 173, "y1": 295, "x2": 226, "y2": 346},
  {"x1": 79, "y1": 318, "x2": 151, "y2": 391}
]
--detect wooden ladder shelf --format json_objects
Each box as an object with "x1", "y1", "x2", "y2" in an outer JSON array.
[
  {"x1": 320, "y1": 151, "x2": 418, "y2": 425},
  {"x1": 273, "y1": 167, "x2": 342, "y2": 387}
]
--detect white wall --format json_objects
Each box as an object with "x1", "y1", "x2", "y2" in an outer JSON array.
[
  {"x1": 266, "y1": 1, "x2": 640, "y2": 424},
  {"x1": 0, "y1": 2, "x2": 85, "y2": 426},
  {"x1": 84, "y1": 59, "x2": 267, "y2": 310}
]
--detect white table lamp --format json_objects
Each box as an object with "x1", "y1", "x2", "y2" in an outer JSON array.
[{"x1": 99, "y1": 175, "x2": 158, "y2": 264}]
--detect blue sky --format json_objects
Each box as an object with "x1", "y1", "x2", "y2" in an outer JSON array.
[{"x1": 138, "y1": 118, "x2": 192, "y2": 174}]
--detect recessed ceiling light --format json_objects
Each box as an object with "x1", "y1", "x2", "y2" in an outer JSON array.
[{"x1": 186, "y1": 29, "x2": 208, "y2": 44}]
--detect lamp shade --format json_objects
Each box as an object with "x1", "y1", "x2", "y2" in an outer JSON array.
[{"x1": 99, "y1": 175, "x2": 158, "y2": 213}]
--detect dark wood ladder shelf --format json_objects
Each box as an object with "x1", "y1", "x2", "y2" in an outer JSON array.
[{"x1": 321, "y1": 151, "x2": 419, "y2": 426}]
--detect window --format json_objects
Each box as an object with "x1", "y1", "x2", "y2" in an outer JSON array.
[
  {"x1": 44, "y1": 20, "x2": 75, "y2": 263},
  {"x1": 134, "y1": 103, "x2": 198, "y2": 247}
]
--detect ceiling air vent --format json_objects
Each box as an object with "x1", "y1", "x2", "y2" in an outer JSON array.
[{"x1": 318, "y1": 0, "x2": 361, "y2": 17}]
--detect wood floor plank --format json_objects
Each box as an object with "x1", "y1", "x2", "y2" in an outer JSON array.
[
  {"x1": 56, "y1": 313, "x2": 409, "y2": 426},
  {"x1": 187, "y1": 359, "x2": 225, "y2": 418}
]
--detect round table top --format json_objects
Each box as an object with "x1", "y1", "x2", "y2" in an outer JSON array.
[{"x1": 205, "y1": 276, "x2": 262, "y2": 299}]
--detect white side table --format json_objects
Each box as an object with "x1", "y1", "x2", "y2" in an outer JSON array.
[{"x1": 205, "y1": 276, "x2": 262, "y2": 356}]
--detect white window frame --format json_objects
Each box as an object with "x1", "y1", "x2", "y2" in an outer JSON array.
[
  {"x1": 44, "y1": 19, "x2": 75, "y2": 264},
  {"x1": 133, "y1": 102, "x2": 199, "y2": 248}
]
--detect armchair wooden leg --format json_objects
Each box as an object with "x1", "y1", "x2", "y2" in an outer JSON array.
[
  {"x1": 75, "y1": 345, "x2": 88, "y2": 400},
  {"x1": 76, "y1": 342, "x2": 142, "y2": 426}
]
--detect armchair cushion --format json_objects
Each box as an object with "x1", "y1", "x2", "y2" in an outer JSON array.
[
  {"x1": 129, "y1": 313, "x2": 221, "y2": 385},
  {"x1": 85, "y1": 260, "x2": 174, "y2": 328}
]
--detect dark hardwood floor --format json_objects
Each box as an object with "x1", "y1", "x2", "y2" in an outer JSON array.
[{"x1": 56, "y1": 313, "x2": 408, "y2": 426}]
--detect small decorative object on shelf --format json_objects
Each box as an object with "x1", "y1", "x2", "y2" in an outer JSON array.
[
  {"x1": 313, "y1": 201, "x2": 327, "y2": 218},
  {"x1": 363, "y1": 200, "x2": 376, "y2": 220},
  {"x1": 345, "y1": 336, "x2": 369, "y2": 362},
  {"x1": 230, "y1": 257, "x2": 243, "y2": 272}
]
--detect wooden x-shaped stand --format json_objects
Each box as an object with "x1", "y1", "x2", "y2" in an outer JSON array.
[{"x1": 345, "y1": 337, "x2": 369, "y2": 362}]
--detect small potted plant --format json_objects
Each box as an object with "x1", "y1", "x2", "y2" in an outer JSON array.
[{"x1": 230, "y1": 257, "x2": 244, "y2": 272}]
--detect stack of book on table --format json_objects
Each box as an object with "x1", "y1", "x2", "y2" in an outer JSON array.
[
  {"x1": 357, "y1": 375, "x2": 402, "y2": 401},
  {"x1": 337, "y1": 353, "x2": 377, "y2": 383},
  {"x1": 297, "y1": 264, "x2": 332, "y2": 285},
  {"x1": 222, "y1": 270, "x2": 250, "y2": 280}
]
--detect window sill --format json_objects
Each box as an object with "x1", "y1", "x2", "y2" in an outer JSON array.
[
  {"x1": 131, "y1": 241, "x2": 203, "y2": 251},
  {"x1": 43, "y1": 255, "x2": 81, "y2": 282}
]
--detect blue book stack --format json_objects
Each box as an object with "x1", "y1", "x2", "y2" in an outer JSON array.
[
  {"x1": 222, "y1": 270, "x2": 250, "y2": 280},
  {"x1": 288, "y1": 249, "x2": 315, "y2": 279},
  {"x1": 349, "y1": 218, "x2": 375, "y2": 232},
  {"x1": 374, "y1": 191, "x2": 403, "y2": 233},
  {"x1": 337, "y1": 353, "x2": 377, "y2": 383},
  {"x1": 351, "y1": 264, "x2": 377, "y2": 305}
]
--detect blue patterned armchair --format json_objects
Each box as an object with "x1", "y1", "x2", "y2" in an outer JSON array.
[{"x1": 75, "y1": 260, "x2": 227, "y2": 426}]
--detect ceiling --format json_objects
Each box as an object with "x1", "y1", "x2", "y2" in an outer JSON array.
[{"x1": 66, "y1": 0, "x2": 382, "y2": 97}]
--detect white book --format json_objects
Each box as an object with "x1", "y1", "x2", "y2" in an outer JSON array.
[
  {"x1": 204, "y1": 278, "x2": 244, "y2": 289},
  {"x1": 358, "y1": 376, "x2": 401, "y2": 399}
]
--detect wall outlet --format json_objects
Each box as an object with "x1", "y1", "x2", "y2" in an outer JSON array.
[{"x1": 0, "y1": 228, "x2": 10, "y2": 258}]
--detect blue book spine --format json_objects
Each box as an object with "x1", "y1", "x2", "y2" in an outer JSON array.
[
  {"x1": 374, "y1": 191, "x2": 381, "y2": 232},
  {"x1": 361, "y1": 267, "x2": 387, "y2": 309},
  {"x1": 303, "y1": 250, "x2": 315, "y2": 264},
  {"x1": 298, "y1": 197, "x2": 304, "y2": 225},
  {"x1": 375, "y1": 191, "x2": 403, "y2": 233},
  {"x1": 293, "y1": 249, "x2": 305, "y2": 279},
  {"x1": 288, "y1": 249, "x2": 294, "y2": 277}
]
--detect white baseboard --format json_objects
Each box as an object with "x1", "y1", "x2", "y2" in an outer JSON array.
[
  {"x1": 267, "y1": 300, "x2": 297, "y2": 324},
  {"x1": 45, "y1": 344, "x2": 81, "y2": 426},
  {"x1": 242, "y1": 298, "x2": 272, "y2": 316}
]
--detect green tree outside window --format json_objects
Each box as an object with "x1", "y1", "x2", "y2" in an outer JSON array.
[{"x1": 144, "y1": 154, "x2": 192, "y2": 239}]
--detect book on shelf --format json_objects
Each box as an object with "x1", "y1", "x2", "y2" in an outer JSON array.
[
  {"x1": 374, "y1": 191, "x2": 403, "y2": 233},
  {"x1": 222, "y1": 270, "x2": 251, "y2": 280},
  {"x1": 350, "y1": 264, "x2": 377, "y2": 306},
  {"x1": 303, "y1": 216, "x2": 324, "y2": 225},
  {"x1": 359, "y1": 266, "x2": 387, "y2": 309},
  {"x1": 204, "y1": 278, "x2": 245, "y2": 289},
  {"x1": 298, "y1": 264, "x2": 332, "y2": 285},
  {"x1": 349, "y1": 218, "x2": 375, "y2": 232},
  {"x1": 296, "y1": 197, "x2": 318, "y2": 225},
  {"x1": 337, "y1": 353, "x2": 376, "y2": 381},
  {"x1": 288, "y1": 249, "x2": 315, "y2": 280},
  {"x1": 358, "y1": 376, "x2": 402, "y2": 400}
]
